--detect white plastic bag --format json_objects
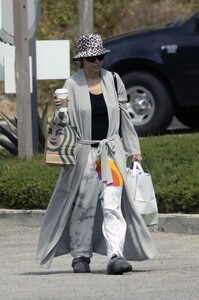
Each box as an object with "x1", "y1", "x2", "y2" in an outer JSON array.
[{"x1": 127, "y1": 162, "x2": 158, "y2": 226}]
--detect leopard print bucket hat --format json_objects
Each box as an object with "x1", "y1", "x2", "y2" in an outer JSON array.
[{"x1": 73, "y1": 33, "x2": 111, "y2": 61}]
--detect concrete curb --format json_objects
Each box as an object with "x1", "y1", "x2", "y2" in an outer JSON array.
[
  {"x1": 0, "y1": 209, "x2": 45, "y2": 227},
  {"x1": 157, "y1": 213, "x2": 199, "y2": 234},
  {"x1": 0, "y1": 209, "x2": 199, "y2": 235}
]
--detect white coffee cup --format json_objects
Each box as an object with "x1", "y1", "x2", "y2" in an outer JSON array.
[
  {"x1": 55, "y1": 88, "x2": 69, "y2": 100},
  {"x1": 55, "y1": 88, "x2": 69, "y2": 113}
]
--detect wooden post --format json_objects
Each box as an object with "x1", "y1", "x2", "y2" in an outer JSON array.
[
  {"x1": 13, "y1": 0, "x2": 38, "y2": 158},
  {"x1": 78, "y1": 0, "x2": 93, "y2": 35}
]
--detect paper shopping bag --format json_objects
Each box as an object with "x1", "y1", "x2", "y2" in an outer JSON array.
[{"x1": 45, "y1": 124, "x2": 78, "y2": 166}]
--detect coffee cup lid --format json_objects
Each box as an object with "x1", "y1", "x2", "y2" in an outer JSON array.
[{"x1": 55, "y1": 88, "x2": 68, "y2": 94}]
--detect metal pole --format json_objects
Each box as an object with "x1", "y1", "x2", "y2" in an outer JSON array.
[
  {"x1": 78, "y1": 0, "x2": 93, "y2": 35},
  {"x1": 13, "y1": 0, "x2": 36, "y2": 158},
  {"x1": 29, "y1": 33, "x2": 39, "y2": 153}
]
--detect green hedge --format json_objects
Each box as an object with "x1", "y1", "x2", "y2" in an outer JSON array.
[
  {"x1": 140, "y1": 133, "x2": 199, "y2": 213},
  {"x1": 0, "y1": 154, "x2": 60, "y2": 209},
  {"x1": 0, "y1": 133, "x2": 199, "y2": 213}
]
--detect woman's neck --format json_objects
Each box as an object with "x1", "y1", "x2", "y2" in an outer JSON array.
[
  {"x1": 84, "y1": 68, "x2": 100, "y2": 80},
  {"x1": 84, "y1": 69, "x2": 102, "y2": 94}
]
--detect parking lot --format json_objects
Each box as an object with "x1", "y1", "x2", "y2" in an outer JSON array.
[{"x1": 0, "y1": 220, "x2": 199, "y2": 300}]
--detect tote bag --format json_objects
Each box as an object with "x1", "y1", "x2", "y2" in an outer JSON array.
[
  {"x1": 127, "y1": 162, "x2": 158, "y2": 226},
  {"x1": 45, "y1": 124, "x2": 78, "y2": 166}
]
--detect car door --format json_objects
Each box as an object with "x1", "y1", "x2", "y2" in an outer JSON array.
[
  {"x1": 161, "y1": 15, "x2": 199, "y2": 107},
  {"x1": 175, "y1": 21, "x2": 199, "y2": 106}
]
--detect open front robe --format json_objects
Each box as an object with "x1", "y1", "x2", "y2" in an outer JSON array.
[{"x1": 36, "y1": 69, "x2": 157, "y2": 268}]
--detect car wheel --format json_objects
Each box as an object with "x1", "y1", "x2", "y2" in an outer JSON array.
[
  {"x1": 176, "y1": 106, "x2": 199, "y2": 129},
  {"x1": 121, "y1": 71, "x2": 174, "y2": 136}
]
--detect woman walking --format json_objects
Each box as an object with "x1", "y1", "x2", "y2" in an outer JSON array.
[{"x1": 36, "y1": 33, "x2": 157, "y2": 274}]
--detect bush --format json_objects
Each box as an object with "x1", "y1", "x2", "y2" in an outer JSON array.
[
  {"x1": 0, "y1": 133, "x2": 199, "y2": 213},
  {"x1": 140, "y1": 133, "x2": 199, "y2": 213},
  {"x1": 0, "y1": 153, "x2": 60, "y2": 209}
]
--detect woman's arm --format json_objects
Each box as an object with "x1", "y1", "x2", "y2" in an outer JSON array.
[{"x1": 115, "y1": 73, "x2": 142, "y2": 162}]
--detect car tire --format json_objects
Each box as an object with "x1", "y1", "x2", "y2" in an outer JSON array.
[{"x1": 121, "y1": 71, "x2": 174, "y2": 136}]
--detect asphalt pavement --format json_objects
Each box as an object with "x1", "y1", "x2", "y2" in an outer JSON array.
[{"x1": 0, "y1": 212, "x2": 199, "y2": 300}]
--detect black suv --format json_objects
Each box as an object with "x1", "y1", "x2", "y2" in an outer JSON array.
[{"x1": 103, "y1": 11, "x2": 199, "y2": 136}]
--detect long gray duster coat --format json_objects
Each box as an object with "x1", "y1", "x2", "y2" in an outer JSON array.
[{"x1": 36, "y1": 68, "x2": 157, "y2": 268}]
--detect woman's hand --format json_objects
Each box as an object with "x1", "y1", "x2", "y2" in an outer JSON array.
[
  {"x1": 131, "y1": 154, "x2": 142, "y2": 164},
  {"x1": 54, "y1": 97, "x2": 62, "y2": 110},
  {"x1": 128, "y1": 154, "x2": 142, "y2": 169},
  {"x1": 54, "y1": 97, "x2": 65, "y2": 119}
]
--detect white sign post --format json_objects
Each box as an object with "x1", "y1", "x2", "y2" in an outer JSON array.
[
  {"x1": 13, "y1": 0, "x2": 36, "y2": 158},
  {"x1": 0, "y1": 0, "x2": 70, "y2": 158},
  {"x1": 0, "y1": 0, "x2": 41, "y2": 158}
]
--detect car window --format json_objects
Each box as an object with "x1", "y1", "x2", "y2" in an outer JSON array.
[{"x1": 166, "y1": 20, "x2": 182, "y2": 27}]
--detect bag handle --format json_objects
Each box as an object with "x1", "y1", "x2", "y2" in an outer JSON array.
[
  {"x1": 128, "y1": 161, "x2": 144, "y2": 176},
  {"x1": 112, "y1": 72, "x2": 118, "y2": 96},
  {"x1": 134, "y1": 161, "x2": 144, "y2": 173}
]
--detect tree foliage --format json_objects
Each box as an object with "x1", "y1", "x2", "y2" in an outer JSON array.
[{"x1": 36, "y1": 0, "x2": 198, "y2": 42}]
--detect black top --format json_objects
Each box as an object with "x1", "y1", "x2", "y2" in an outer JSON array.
[{"x1": 90, "y1": 92, "x2": 109, "y2": 144}]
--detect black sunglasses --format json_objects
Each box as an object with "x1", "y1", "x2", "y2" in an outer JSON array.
[{"x1": 85, "y1": 54, "x2": 105, "y2": 63}]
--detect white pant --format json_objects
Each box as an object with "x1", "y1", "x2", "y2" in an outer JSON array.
[{"x1": 70, "y1": 149, "x2": 127, "y2": 261}]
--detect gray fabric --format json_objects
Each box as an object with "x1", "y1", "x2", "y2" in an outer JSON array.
[
  {"x1": 36, "y1": 69, "x2": 157, "y2": 268},
  {"x1": 69, "y1": 150, "x2": 99, "y2": 258}
]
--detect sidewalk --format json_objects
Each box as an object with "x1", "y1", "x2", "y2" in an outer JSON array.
[{"x1": 0, "y1": 209, "x2": 199, "y2": 234}]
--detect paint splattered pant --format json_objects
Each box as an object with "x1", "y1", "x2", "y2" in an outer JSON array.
[{"x1": 70, "y1": 148, "x2": 127, "y2": 261}]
